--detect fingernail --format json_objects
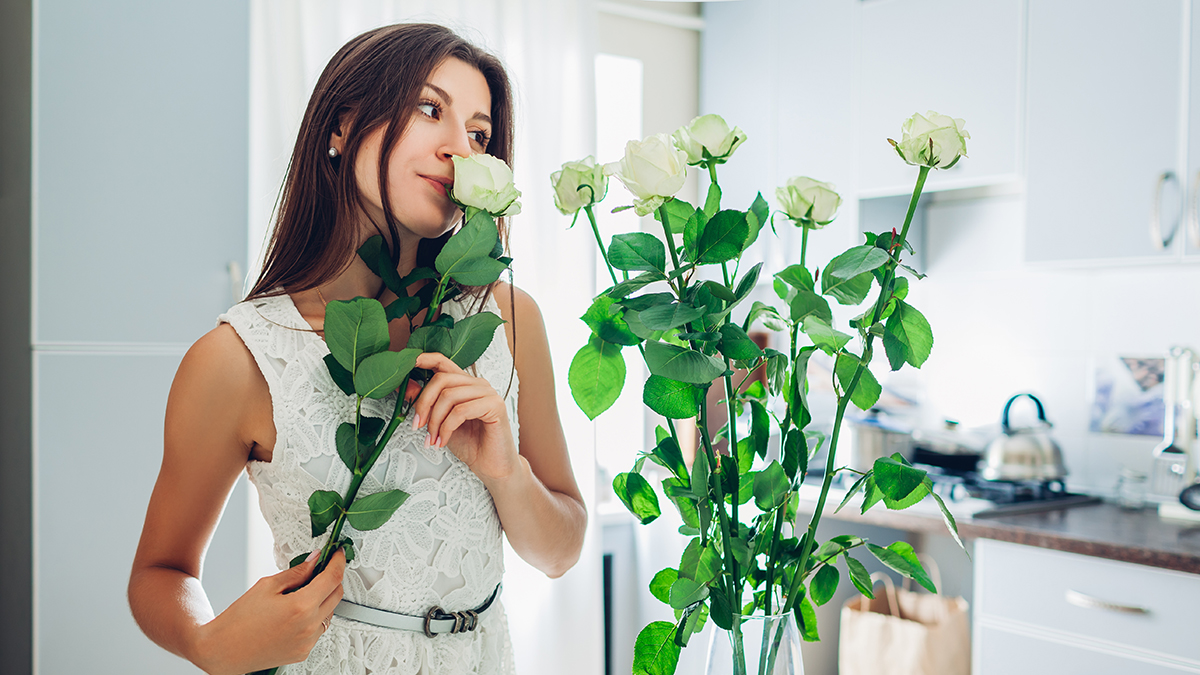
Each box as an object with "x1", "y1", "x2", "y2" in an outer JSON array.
[
  {"x1": 305, "y1": 550, "x2": 319, "y2": 562},
  {"x1": 425, "y1": 433, "x2": 432, "y2": 447},
  {"x1": 411, "y1": 413, "x2": 421, "y2": 430},
  {"x1": 434, "y1": 435, "x2": 442, "y2": 448}
]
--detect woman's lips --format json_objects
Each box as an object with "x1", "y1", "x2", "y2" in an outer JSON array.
[{"x1": 422, "y1": 175, "x2": 451, "y2": 195}]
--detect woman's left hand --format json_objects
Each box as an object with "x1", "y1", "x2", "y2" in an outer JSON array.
[{"x1": 406, "y1": 352, "x2": 519, "y2": 483}]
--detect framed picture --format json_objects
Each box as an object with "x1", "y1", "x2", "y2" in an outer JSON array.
[{"x1": 1089, "y1": 355, "x2": 1165, "y2": 436}]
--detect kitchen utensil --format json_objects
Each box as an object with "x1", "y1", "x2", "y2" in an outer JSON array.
[
  {"x1": 849, "y1": 410, "x2": 912, "y2": 473},
  {"x1": 979, "y1": 393, "x2": 1068, "y2": 481},
  {"x1": 1180, "y1": 483, "x2": 1200, "y2": 511},
  {"x1": 1151, "y1": 346, "x2": 1198, "y2": 498}
]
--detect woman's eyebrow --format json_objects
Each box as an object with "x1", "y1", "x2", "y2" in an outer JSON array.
[{"x1": 424, "y1": 83, "x2": 492, "y2": 125}]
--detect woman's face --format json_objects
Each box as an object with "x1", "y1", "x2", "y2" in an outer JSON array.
[{"x1": 351, "y1": 57, "x2": 494, "y2": 242}]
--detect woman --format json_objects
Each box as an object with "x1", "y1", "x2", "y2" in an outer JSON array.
[{"x1": 128, "y1": 24, "x2": 586, "y2": 675}]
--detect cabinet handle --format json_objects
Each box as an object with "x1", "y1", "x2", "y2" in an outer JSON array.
[
  {"x1": 1150, "y1": 171, "x2": 1180, "y2": 249},
  {"x1": 1189, "y1": 171, "x2": 1200, "y2": 248},
  {"x1": 1065, "y1": 589, "x2": 1150, "y2": 615}
]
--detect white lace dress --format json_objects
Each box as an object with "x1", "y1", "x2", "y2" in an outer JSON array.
[{"x1": 219, "y1": 292, "x2": 518, "y2": 675}]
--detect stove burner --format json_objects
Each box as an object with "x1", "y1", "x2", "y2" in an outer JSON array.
[{"x1": 919, "y1": 467, "x2": 1101, "y2": 518}]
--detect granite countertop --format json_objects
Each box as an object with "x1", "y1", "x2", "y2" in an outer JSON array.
[{"x1": 805, "y1": 486, "x2": 1200, "y2": 574}]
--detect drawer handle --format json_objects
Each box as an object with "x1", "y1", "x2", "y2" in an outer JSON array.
[
  {"x1": 1065, "y1": 589, "x2": 1150, "y2": 615},
  {"x1": 1150, "y1": 170, "x2": 1180, "y2": 249}
]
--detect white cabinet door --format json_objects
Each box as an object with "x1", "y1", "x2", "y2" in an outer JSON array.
[
  {"x1": 1024, "y1": 0, "x2": 1186, "y2": 263},
  {"x1": 857, "y1": 0, "x2": 1023, "y2": 197},
  {"x1": 1184, "y1": 1, "x2": 1200, "y2": 257},
  {"x1": 35, "y1": 0, "x2": 249, "y2": 345}
]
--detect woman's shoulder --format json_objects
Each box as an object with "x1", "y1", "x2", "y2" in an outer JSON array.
[{"x1": 489, "y1": 281, "x2": 540, "y2": 327}]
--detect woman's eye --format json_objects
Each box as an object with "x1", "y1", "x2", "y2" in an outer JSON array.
[
  {"x1": 471, "y1": 130, "x2": 491, "y2": 147},
  {"x1": 417, "y1": 102, "x2": 438, "y2": 118}
]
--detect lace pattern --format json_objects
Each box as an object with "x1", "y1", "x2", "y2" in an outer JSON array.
[{"x1": 219, "y1": 291, "x2": 519, "y2": 675}]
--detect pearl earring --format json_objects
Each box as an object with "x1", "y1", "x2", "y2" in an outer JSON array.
[{"x1": 328, "y1": 147, "x2": 339, "y2": 158}]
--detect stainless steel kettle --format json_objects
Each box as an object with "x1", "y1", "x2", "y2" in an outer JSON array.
[{"x1": 979, "y1": 393, "x2": 1068, "y2": 481}]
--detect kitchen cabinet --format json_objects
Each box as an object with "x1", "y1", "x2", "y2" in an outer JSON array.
[
  {"x1": 1185, "y1": 5, "x2": 1200, "y2": 258},
  {"x1": 856, "y1": 0, "x2": 1023, "y2": 198},
  {"x1": 973, "y1": 539, "x2": 1200, "y2": 674},
  {"x1": 1024, "y1": 0, "x2": 1188, "y2": 264}
]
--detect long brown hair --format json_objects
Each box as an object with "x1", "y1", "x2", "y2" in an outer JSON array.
[{"x1": 248, "y1": 23, "x2": 515, "y2": 301}]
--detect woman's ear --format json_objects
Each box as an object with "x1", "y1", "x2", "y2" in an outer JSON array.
[{"x1": 328, "y1": 108, "x2": 354, "y2": 156}]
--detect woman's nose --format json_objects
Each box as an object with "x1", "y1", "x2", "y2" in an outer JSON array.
[{"x1": 441, "y1": 127, "x2": 473, "y2": 159}]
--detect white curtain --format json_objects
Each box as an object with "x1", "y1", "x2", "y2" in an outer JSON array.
[{"x1": 248, "y1": 2, "x2": 603, "y2": 673}]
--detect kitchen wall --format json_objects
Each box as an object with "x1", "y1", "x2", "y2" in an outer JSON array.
[{"x1": 908, "y1": 186, "x2": 1200, "y2": 495}]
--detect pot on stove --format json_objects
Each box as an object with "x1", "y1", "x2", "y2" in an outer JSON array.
[{"x1": 979, "y1": 393, "x2": 1068, "y2": 482}]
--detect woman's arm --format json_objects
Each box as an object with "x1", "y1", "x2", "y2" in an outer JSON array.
[
  {"x1": 128, "y1": 324, "x2": 345, "y2": 675},
  {"x1": 411, "y1": 284, "x2": 586, "y2": 578}
]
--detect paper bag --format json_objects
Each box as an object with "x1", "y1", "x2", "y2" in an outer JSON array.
[{"x1": 838, "y1": 571, "x2": 970, "y2": 675}]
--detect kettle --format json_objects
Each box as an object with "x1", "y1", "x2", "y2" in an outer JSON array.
[{"x1": 979, "y1": 393, "x2": 1068, "y2": 481}]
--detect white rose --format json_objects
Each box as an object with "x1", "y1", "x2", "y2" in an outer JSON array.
[
  {"x1": 776, "y1": 176, "x2": 842, "y2": 229},
  {"x1": 890, "y1": 111, "x2": 969, "y2": 169},
  {"x1": 606, "y1": 133, "x2": 689, "y2": 216},
  {"x1": 671, "y1": 114, "x2": 747, "y2": 165},
  {"x1": 550, "y1": 156, "x2": 608, "y2": 215},
  {"x1": 449, "y1": 154, "x2": 522, "y2": 217}
]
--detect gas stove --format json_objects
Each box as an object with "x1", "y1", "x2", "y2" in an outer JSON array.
[{"x1": 923, "y1": 467, "x2": 1101, "y2": 519}]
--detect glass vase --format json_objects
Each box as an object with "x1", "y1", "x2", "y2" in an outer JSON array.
[{"x1": 704, "y1": 613, "x2": 804, "y2": 675}]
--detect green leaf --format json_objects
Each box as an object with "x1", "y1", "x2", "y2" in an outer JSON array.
[
  {"x1": 860, "y1": 475, "x2": 885, "y2": 514},
  {"x1": 678, "y1": 537, "x2": 703, "y2": 580},
  {"x1": 836, "y1": 471, "x2": 872, "y2": 513},
  {"x1": 675, "y1": 601, "x2": 708, "y2": 647},
  {"x1": 436, "y1": 210, "x2": 507, "y2": 285},
  {"x1": 610, "y1": 232, "x2": 667, "y2": 273},
  {"x1": 324, "y1": 298, "x2": 391, "y2": 372},
  {"x1": 607, "y1": 271, "x2": 668, "y2": 299},
  {"x1": 339, "y1": 537, "x2": 356, "y2": 564},
  {"x1": 644, "y1": 340, "x2": 726, "y2": 384},
  {"x1": 639, "y1": 302, "x2": 706, "y2": 331},
  {"x1": 335, "y1": 422, "x2": 358, "y2": 472},
  {"x1": 824, "y1": 245, "x2": 890, "y2": 280},
  {"x1": 308, "y1": 490, "x2": 343, "y2": 537},
  {"x1": 354, "y1": 348, "x2": 421, "y2": 399},
  {"x1": 795, "y1": 592, "x2": 820, "y2": 642},
  {"x1": 385, "y1": 296, "x2": 420, "y2": 322},
  {"x1": 288, "y1": 552, "x2": 309, "y2": 568},
  {"x1": 745, "y1": 192, "x2": 769, "y2": 248},
  {"x1": 649, "y1": 568, "x2": 678, "y2": 605},
  {"x1": 788, "y1": 290, "x2": 833, "y2": 324},
  {"x1": 614, "y1": 472, "x2": 661, "y2": 524},
  {"x1": 803, "y1": 316, "x2": 853, "y2": 354},
  {"x1": 568, "y1": 334, "x2": 626, "y2": 420},
  {"x1": 776, "y1": 264, "x2": 814, "y2": 292},
  {"x1": 931, "y1": 491, "x2": 967, "y2": 554},
  {"x1": 691, "y1": 444, "x2": 710, "y2": 506},
  {"x1": 866, "y1": 542, "x2": 936, "y2": 593},
  {"x1": 618, "y1": 292, "x2": 676, "y2": 312},
  {"x1": 345, "y1": 489, "x2": 409, "y2": 531},
  {"x1": 883, "y1": 300, "x2": 934, "y2": 370},
  {"x1": 625, "y1": 311, "x2": 663, "y2": 342},
  {"x1": 873, "y1": 455, "x2": 927, "y2": 501},
  {"x1": 357, "y1": 416, "x2": 385, "y2": 456},
  {"x1": 834, "y1": 353, "x2": 881, "y2": 411},
  {"x1": 632, "y1": 622, "x2": 681, "y2": 675},
  {"x1": 324, "y1": 354, "x2": 356, "y2": 396},
  {"x1": 883, "y1": 478, "x2": 931, "y2": 510},
  {"x1": 357, "y1": 235, "x2": 405, "y2": 296},
  {"x1": 695, "y1": 544, "x2": 723, "y2": 586},
  {"x1": 753, "y1": 460, "x2": 789, "y2": 512},
  {"x1": 696, "y1": 209, "x2": 749, "y2": 264},
  {"x1": 643, "y1": 375, "x2": 701, "y2": 419},
  {"x1": 781, "y1": 429, "x2": 802, "y2": 481},
  {"x1": 408, "y1": 325, "x2": 453, "y2": 358},
  {"x1": 652, "y1": 436, "x2": 689, "y2": 479},
  {"x1": 748, "y1": 399, "x2": 769, "y2": 459},
  {"x1": 843, "y1": 553, "x2": 875, "y2": 599},
  {"x1": 822, "y1": 271, "x2": 874, "y2": 306},
  {"x1": 668, "y1": 577, "x2": 709, "y2": 609},
  {"x1": 744, "y1": 301, "x2": 787, "y2": 333},
  {"x1": 811, "y1": 564, "x2": 840, "y2": 606},
  {"x1": 708, "y1": 586, "x2": 734, "y2": 630},
  {"x1": 703, "y1": 182, "x2": 722, "y2": 219},
  {"x1": 733, "y1": 262, "x2": 763, "y2": 307},
  {"x1": 655, "y1": 197, "x2": 699, "y2": 235},
  {"x1": 700, "y1": 280, "x2": 736, "y2": 302},
  {"x1": 445, "y1": 311, "x2": 506, "y2": 368},
  {"x1": 717, "y1": 324, "x2": 763, "y2": 362}
]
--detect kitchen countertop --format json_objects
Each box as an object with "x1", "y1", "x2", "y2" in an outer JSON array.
[{"x1": 802, "y1": 485, "x2": 1200, "y2": 574}]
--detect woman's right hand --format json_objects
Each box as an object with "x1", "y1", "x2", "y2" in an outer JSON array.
[{"x1": 195, "y1": 549, "x2": 347, "y2": 675}]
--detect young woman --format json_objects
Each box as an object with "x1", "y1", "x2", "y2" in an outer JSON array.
[{"x1": 128, "y1": 24, "x2": 586, "y2": 675}]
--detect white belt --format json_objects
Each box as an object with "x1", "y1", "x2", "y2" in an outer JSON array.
[{"x1": 333, "y1": 584, "x2": 501, "y2": 637}]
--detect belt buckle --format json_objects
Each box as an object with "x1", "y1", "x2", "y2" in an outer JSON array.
[{"x1": 424, "y1": 606, "x2": 482, "y2": 637}]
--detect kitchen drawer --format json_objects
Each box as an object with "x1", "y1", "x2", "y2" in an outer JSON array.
[
  {"x1": 976, "y1": 624, "x2": 1198, "y2": 675},
  {"x1": 975, "y1": 539, "x2": 1200, "y2": 664}
]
